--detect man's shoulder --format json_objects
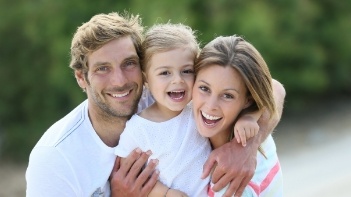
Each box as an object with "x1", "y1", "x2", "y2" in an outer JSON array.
[{"x1": 36, "y1": 100, "x2": 89, "y2": 147}]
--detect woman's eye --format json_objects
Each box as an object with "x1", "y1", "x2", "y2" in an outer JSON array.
[
  {"x1": 199, "y1": 86, "x2": 209, "y2": 92},
  {"x1": 223, "y1": 93, "x2": 234, "y2": 99}
]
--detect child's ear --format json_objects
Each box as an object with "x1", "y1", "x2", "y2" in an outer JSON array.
[
  {"x1": 75, "y1": 70, "x2": 87, "y2": 89},
  {"x1": 142, "y1": 71, "x2": 149, "y2": 89},
  {"x1": 243, "y1": 96, "x2": 253, "y2": 109}
]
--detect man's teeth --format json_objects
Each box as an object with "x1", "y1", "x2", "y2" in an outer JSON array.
[
  {"x1": 201, "y1": 111, "x2": 221, "y2": 120},
  {"x1": 112, "y1": 92, "x2": 129, "y2": 98}
]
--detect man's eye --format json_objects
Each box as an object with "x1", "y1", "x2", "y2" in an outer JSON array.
[
  {"x1": 96, "y1": 67, "x2": 108, "y2": 72},
  {"x1": 125, "y1": 61, "x2": 137, "y2": 67}
]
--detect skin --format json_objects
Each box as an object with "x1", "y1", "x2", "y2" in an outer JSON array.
[
  {"x1": 192, "y1": 65, "x2": 252, "y2": 148},
  {"x1": 74, "y1": 36, "x2": 158, "y2": 196},
  {"x1": 135, "y1": 47, "x2": 196, "y2": 197},
  {"x1": 107, "y1": 38, "x2": 285, "y2": 197},
  {"x1": 141, "y1": 47, "x2": 195, "y2": 122},
  {"x1": 201, "y1": 78, "x2": 285, "y2": 197}
]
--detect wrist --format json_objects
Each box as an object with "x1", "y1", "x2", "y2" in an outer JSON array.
[{"x1": 245, "y1": 135, "x2": 261, "y2": 151}]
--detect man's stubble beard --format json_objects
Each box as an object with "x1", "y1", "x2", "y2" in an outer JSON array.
[{"x1": 86, "y1": 81, "x2": 142, "y2": 121}]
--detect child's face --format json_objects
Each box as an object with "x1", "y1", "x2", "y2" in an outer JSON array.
[
  {"x1": 192, "y1": 65, "x2": 250, "y2": 139},
  {"x1": 145, "y1": 47, "x2": 195, "y2": 112}
]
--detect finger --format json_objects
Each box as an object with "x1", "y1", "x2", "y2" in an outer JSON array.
[
  {"x1": 127, "y1": 150, "x2": 152, "y2": 180},
  {"x1": 119, "y1": 148, "x2": 142, "y2": 177},
  {"x1": 234, "y1": 129, "x2": 240, "y2": 143},
  {"x1": 211, "y1": 172, "x2": 234, "y2": 192},
  {"x1": 241, "y1": 135, "x2": 247, "y2": 147},
  {"x1": 112, "y1": 156, "x2": 120, "y2": 172},
  {"x1": 239, "y1": 129, "x2": 246, "y2": 147},
  {"x1": 110, "y1": 156, "x2": 121, "y2": 179},
  {"x1": 140, "y1": 161, "x2": 159, "y2": 195},
  {"x1": 135, "y1": 158, "x2": 158, "y2": 186},
  {"x1": 232, "y1": 175, "x2": 252, "y2": 197},
  {"x1": 202, "y1": 154, "x2": 217, "y2": 179},
  {"x1": 210, "y1": 164, "x2": 225, "y2": 184}
]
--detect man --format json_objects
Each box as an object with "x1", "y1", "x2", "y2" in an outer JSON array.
[{"x1": 26, "y1": 12, "x2": 285, "y2": 197}]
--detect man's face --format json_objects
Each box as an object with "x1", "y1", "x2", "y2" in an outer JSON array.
[{"x1": 76, "y1": 36, "x2": 143, "y2": 119}]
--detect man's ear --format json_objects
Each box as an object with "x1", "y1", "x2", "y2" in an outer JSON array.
[{"x1": 75, "y1": 70, "x2": 87, "y2": 89}]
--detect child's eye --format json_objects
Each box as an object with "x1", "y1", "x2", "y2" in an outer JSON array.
[
  {"x1": 159, "y1": 71, "x2": 170, "y2": 75},
  {"x1": 183, "y1": 69, "x2": 194, "y2": 74}
]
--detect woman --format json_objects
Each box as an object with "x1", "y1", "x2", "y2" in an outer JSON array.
[{"x1": 192, "y1": 35, "x2": 283, "y2": 196}]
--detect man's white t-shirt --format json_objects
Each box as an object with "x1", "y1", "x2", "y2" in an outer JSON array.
[
  {"x1": 115, "y1": 104, "x2": 211, "y2": 196},
  {"x1": 26, "y1": 90, "x2": 154, "y2": 197}
]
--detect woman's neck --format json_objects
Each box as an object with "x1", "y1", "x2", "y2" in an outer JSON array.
[{"x1": 210, "y1": 129, "x2": 232, "y2": 149}]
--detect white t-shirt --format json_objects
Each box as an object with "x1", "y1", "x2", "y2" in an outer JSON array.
[
  {"x1": 26, "y1": 90, "x2": 154, "y2": 197},
  {"x1": 115, "y1": 104, "x2": 211, "y2": 196}
]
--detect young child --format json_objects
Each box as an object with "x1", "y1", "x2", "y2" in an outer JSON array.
[{"x1": 115, "y1": 24, "x2": 261, "y2": 196}]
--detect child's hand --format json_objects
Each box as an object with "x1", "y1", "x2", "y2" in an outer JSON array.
[
  {"x1": 166, "y1": 189, "x2": 188, "y2": 197},
  {"x1": 234, "y1": 115, "x2": 259, "y2": 147}
]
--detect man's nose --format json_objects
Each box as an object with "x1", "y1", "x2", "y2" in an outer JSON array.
[{"x1": 110, "y1": 68, "x2": 128, "y2": 86}]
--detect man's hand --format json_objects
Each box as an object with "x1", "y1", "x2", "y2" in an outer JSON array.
[
  {"x1": 110, "y1": 148, "x2": 159, "y2": 197},
  {"x1": 202, "y1": 140, "x2": 257, "y2": 197}
]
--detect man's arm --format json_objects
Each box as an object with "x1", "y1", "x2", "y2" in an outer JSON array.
[
  {"x1": 202, "y1": 79, "x2": 286, "y2": 197},
  {"x1": 110, "y1": 148, "x2": 159, "y2": 197}
]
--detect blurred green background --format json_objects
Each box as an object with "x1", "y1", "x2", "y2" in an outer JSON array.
[{"x1": 0, "y1": 0, "x2": 350, "y2": 162}]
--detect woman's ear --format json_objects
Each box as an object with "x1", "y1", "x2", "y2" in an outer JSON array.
[{"x1": 243, "y1": 96, "x2": 253, "y2": 109}]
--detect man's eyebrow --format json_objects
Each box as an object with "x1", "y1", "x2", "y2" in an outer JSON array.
[
  {"x1": 125, "y1": 55, "x2": 139, "y2": 61},
  {"x1": 91, "y1": 62, "x2": 109, "y2": 67}
]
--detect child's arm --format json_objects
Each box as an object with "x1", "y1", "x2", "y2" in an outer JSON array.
[
  {"x1": 234, "y1": 109, "x2": 264, "y2": 147},
  {"x1": 118, "y1": 156, "x2": 188, "y2": 197},
  {"x1": 148, "y1": 181, "x2": 188, "y2": 197}
]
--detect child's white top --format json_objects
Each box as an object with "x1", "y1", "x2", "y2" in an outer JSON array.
[{"x1": 115, "y1": 104, "x2": 211, "y2": 196}]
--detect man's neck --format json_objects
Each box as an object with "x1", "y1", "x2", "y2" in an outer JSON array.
[{"x1": 88, "y1": 109, "x2": 128, "y2": 147}]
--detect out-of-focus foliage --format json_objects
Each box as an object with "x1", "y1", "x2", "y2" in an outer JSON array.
[{"x1": 0, "y1": 0, "x2": 350, "y2": 161}]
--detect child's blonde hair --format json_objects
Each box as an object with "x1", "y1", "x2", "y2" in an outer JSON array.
[{"x1": 141, "y1": 23, "x2": 200, "y2": 73}]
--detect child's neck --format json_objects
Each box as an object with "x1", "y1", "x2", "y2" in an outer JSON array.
[{"x1": 139, "y1": 102, "x2": 183, "y2": 122}]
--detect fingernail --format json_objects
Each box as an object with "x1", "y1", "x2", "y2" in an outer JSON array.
[
  {"x1": 146, "y1": 150, "x2": 152, "y2": 155},
  {"x1": 136, "y1": 148, "x2": 142, "y2": 153},
  {"x1": 151, "y1": 159, "x2": 159, "y2": 164}
]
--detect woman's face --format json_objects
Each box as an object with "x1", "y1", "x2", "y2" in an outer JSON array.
[{"x1": 192, "y1": 64, "x2": 251, "y2": 140}]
